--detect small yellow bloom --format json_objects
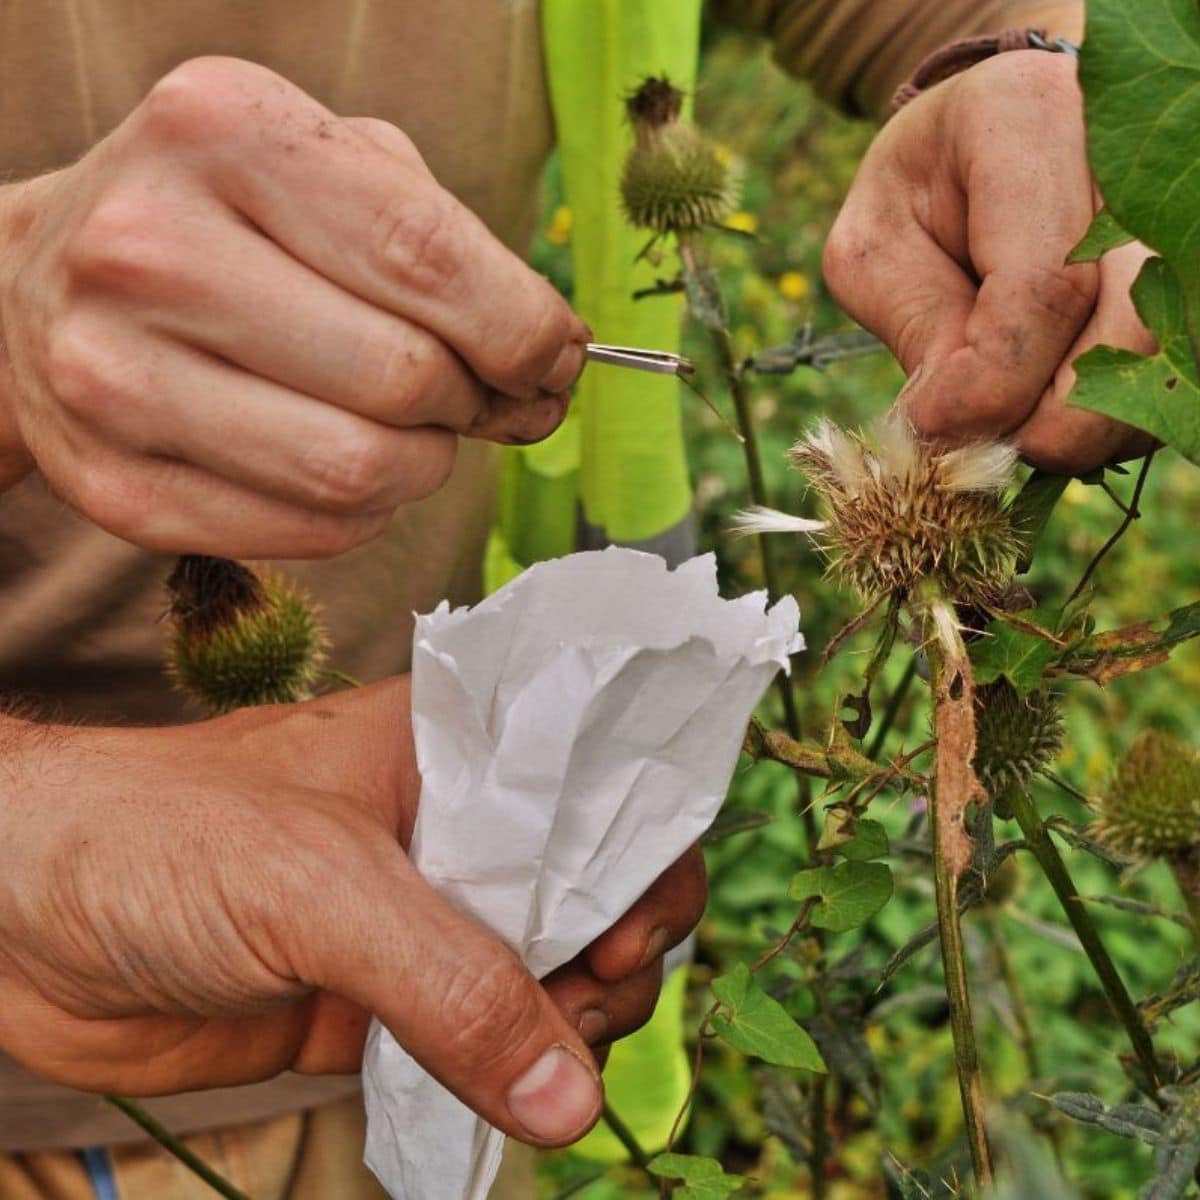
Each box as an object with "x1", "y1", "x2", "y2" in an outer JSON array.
[
  {"x1": 725, "y1": 210, "x2": 758, "y2": 234},
  {"x1": 545, "y1": 204, "x2": 573, "y2": 246},
  {"x1": 777, "y1": 270, "x2": 809, "y2": 302}
]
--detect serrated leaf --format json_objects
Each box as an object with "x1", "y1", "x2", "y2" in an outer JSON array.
[
  {"x1": 969, "y1": 617, "x2": 1059, "y2": 695},
  {"x1": 789, "y1": 861, "x2": 893, "y2": 932},
  {"x1": 710, "y1": 963, "x2": 826, "y2": 1072},
  {"x1": 1068, "y1": 207, "x2": 1135, "y2": 263},
  {"x1": 1072, "y1": 258, "x2": 1200, "y2": 466},
  {"x1": 1081, "y1": 0, "x2": 1200, "y2": 282},
  {"x1": 648, "y1": 1153, "x2": 745, "y2": 1198}
]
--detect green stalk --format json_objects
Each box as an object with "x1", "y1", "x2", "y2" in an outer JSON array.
[
  {"x1": 601, "y1": 1102, "x2": 653, "y2": 1172},
  {"x1": 1006, "y1": 790, "x2": 1162, "y2": 1090},
  {"x1": 105, "y1": 1096, "x2": 252, "y2": 1200},
  {"x1": 1167, "y1": 853, "x2": 1200, "y2": 951}
]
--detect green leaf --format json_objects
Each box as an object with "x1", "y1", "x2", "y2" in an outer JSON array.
[
  {"x1": 1081, "y1": 0, "x2": 1200, "y2": 280},
  {"x1": 789, "y1": 861, "x2": 894, "y2": 932},
  {"x1": 969, "y1": 617, "x2": 1059, "y2": 696},
  {"x1": 1068, "y1": 207, "x2": 1134, "y2": 263},
  {"x1": 815, "y1": 808, "x2": 889, "y2": 860},
  {"x1": 709, "y1": 963, "x2": 826, "y2": 1072},
  {"x1": 647, "y1": 1153, "x2": 745, "y2": 1199},
  {"x1": 1072, "y1": 258, "x2": 1200, "y2": 466},
  {"x1": 1008, "y1": 469, "x2": 1070, "y2": 572}
]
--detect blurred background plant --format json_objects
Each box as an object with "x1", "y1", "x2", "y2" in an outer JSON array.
[{"x1": 532, "y1": 26, "x2": 1200, "y2": 1200}]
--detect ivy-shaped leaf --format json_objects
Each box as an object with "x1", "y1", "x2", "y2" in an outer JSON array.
[
  {"x1": 648, "y1": 1153, "x2": 745, "y2": 1198},
  {"x1": 969, "y1": 617, "x2": 1059, "y2": 696},
  {"x1": 789, "y1": 861, "x2": 893, "y2": 932},
  {"x1": 1072, "y1": 259, "x2": 1200, "y2": 467},
  {"x1": 1068, "y1": 207, "x2": 1135, "y2": 264},
  {"x1": 710, "y1": 963, "x2": 826, "y2": 1072},
  {"x1": 1082, "y1": 0, "x2": 1200, "y2": 284},
  {"x1": 816, "y1": 808, "x2": 889, "y2": 860}
]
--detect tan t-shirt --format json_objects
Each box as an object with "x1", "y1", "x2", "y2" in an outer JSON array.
[{"x1": 0, "y1": 0, "x2": 1043, "y2": 1152}]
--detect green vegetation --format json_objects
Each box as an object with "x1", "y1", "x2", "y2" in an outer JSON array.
[{"x1": 536, "y1": 19, "x2": 1200, "y2": 1200}]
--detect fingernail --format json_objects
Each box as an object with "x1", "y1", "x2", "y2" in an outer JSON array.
[
  {"x1": 640, "y1": 927, "x2": 672, "y2": 969},
  {"x1": 577, "y1": 1009, "x2": 609, "y2": 1045},
  {"x1": 538, "y1": 341, "x2": 587, "y2": 397},
  {"x1": 506, "y1": 1045, "x2": 602, "y2": 1143}
]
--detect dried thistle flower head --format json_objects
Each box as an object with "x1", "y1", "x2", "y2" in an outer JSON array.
[
  {"x1": 737, "y1": 415, "x2": 1019, "y2": 603},
  {"x1": 620, "y1": 76, "x2": 740, "y2": 235},
  {"x1": 165, "y1": 555, "x2": 327, "y2": 714},
  {"x1": 1092, "y1": 731, "x2": 1200, "y2": 860},
  {"x1": 973, "y1": 681, "x2": 1064, "y2": 805}
]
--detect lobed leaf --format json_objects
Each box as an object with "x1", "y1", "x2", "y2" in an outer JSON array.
[{"x1": 789, "y1": 861, "x2": 894, "y2": 932}]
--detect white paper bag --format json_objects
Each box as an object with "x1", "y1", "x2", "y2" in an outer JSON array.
[{"x1": 363, "y1": 548, "x2": 802, "y2": 1199}]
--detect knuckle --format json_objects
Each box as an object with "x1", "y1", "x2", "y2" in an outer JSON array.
[
  {"x1": 45, "y1": 322, "x2": 122, "y2": 416},
  {"x1": 1020, "y1": 264, "x2": 1096, "y2": 328},
  {"x1": 301, "y1": 511, "x2": 393, "y2": 559},
  {"x1": 821, "y1": 221, "x2": 869, "y2": 305},
  {"x1": 71, "y1": 462, "x2": 148, "y2": 541},
  {"x1": 66, "y1": 196, "x2": 172, "y2": 294},
  {"x1": 440, "y1": 953, "x2": 541, "y2": 1075},
  {"x1": 138, "y1": 57, "x2": 256, "y2": 147},
  {"x1": 302, "y1": 432, "x2": 394, "y2": 513},
  {"x1": 373, "y1": 196, "x2": 464, "y2": 298},
  {"x1": 353, "y1": 328, "x2": 439, "y2": 417}
]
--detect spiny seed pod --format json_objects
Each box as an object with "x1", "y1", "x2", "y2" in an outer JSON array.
[
  {"x1": 734, "y1": 415, "x2": 1020, "y2": 604},
  {"x1": 973, "y1": 681, "x2": 1064, "y2": 805},
  {"x1": 620, "y1": 76, "x2": 740, "y2": 235},
  {"x1": 1092, "y1": 731, "x2": 1200, "y2": 860},
  {"x1": 165, "y1": 555, "x2": 327, "y2": 714}
]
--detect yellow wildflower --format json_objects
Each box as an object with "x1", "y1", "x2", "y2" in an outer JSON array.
[
  {"x1": 725, "y1": 210, "x2": 758, "y2": 234},
  {"x1": 777, "y1": 270, "x2": 809, "y2": 302},
  {"x1": 545, "y1": 204, "x2": 573, "y2": 246}
]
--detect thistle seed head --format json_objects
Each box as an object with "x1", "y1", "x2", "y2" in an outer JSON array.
[
  {"x1": 973, "y1": 681, "x2": 1064, "y2": 804},
  {"x1": 166, "y1": 557, "x2": 327, "y2": 714},
  {"x1": 789, "y1": 415, "x2": 1020, "y2": 603},
  {"x1": 620, "y1": 77, "x2": 740, "y2": 235},
  {"x1": 1092, "y1": 731, "x2": 1200, "y2": 860}
]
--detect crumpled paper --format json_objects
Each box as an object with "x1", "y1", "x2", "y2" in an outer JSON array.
[{"x1": 363, "y1": 548, "x2": 802, "y2": 1200}]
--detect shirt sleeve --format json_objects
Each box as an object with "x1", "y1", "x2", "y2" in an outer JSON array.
[{"x1": 708, "y1": 0, "x2": 1043, "y2": 119}]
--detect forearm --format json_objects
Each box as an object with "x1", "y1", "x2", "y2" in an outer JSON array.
[
  {"x1": 711, "y1": 0, "x2": 1084, "y2": 120},
  {"x1": 0, "y1": 178, "x2": 39, "y2": 490}
]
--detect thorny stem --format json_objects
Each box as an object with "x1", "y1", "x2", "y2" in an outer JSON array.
[
  {"x1": 105, "y1": 1096, "x2": 252, "y2": 1200},
  {"x1": 918, "y1": 585, "x2": 994, "y2": 1187},
  {"x1": 1006, "y1": 788, "x2": 1163, "y2": 1091},
  {"x1": 1068, "y1": 450, "x2": 1157, "y2": 605}
]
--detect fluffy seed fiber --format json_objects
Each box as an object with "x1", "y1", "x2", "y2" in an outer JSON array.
[
  {"x1": 1092, "y1": 731, "x2": 1200, "y2": 859},
  {"x1": 791, "y1": 415, "x2": 1020, "y2": 603}
]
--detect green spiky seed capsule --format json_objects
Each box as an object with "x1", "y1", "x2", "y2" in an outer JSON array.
[
  {"x1": 1092, "y1": 731, "x2": 1200, "y2": 860},
  {"x1": 165, "y1": 555, "x2": 327, "y2": 714},
  {"x1": 620, "y1": 76, "x2": 740, "y2": 235},
  {"x1": 973, "y1": 681, "x2": 1064, "y2": 807}
]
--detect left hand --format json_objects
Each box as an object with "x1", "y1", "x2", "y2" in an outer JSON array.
[{"x1": 823, "y1": 49, "x2": 1157, "y2": 474}]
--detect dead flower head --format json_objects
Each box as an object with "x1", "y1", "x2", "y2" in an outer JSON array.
[{"x1": 735, "y1": 415, "x2": 1020, "y2": 604}]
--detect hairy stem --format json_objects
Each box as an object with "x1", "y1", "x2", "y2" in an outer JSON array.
[
  {"x1": 105, "y1": 1096, "x2": 252, "y2": 1200},
  {"x1": 918, "y1": 587, "x2": 994, "y2": 1186},
  {"x1": 1006, "y1": 789, "x2": 1162, "y2": 1090}
]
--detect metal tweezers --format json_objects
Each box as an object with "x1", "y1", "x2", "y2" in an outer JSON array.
[{"x1": 586, "y1": 343, "x2": 695, "y2": 377}]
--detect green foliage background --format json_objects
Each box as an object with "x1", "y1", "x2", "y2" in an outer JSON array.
[{"x1": 532, "y1": 29, "x2": 1200, "y2": 1200}]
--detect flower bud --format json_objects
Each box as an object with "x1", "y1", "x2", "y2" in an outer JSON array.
[
  {"x1": 973, "y1": 681, "x2": 1064, "y2": 808},
  {"x1": 1092, "y1": 731, "x2": 1200, "y2": 860},
  {"x1": 164, "y1": 555, "x2": 327, "y2": 714},
  {"x1": 620, "y1": 76, "x2": 740, "y2": 235}
]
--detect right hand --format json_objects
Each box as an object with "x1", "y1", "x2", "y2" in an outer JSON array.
[
  {"x1": 0, "y1": 679, "x2": 704, "y2": 1147},
  {"x1": 0, "y1": 57, "x2": 588, "y2": 558}
]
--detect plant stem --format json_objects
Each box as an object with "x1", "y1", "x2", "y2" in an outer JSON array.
[
  {"x1": 1068, "y1": 450, "x2": 1156, "y2": 605},
  {"x1": 1168, "y1": 854, "x2": 1200, "y2": 951},
  {"x1": 918, "y1": 586, "x2": 994, "y2": 1187},
  {"x1": 1006, "y1": 789, "x2": 1162, "y2": 1090},
  {"x1": 601, "y1": 1102, "x2": 653, "y2": 1172},
  {"x1": 105, "y1": 1096, "x2": 252, "y2": 1200},
  {"x1": 985, "y1": 912, "x2": 1042, "y2": 1083},
  {"x1": 809, "y1": 1076, "x2": 829, "y2": 1200},
  {"x1": 867, "y1": 656, "x2": 918, "y2": 761}
]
